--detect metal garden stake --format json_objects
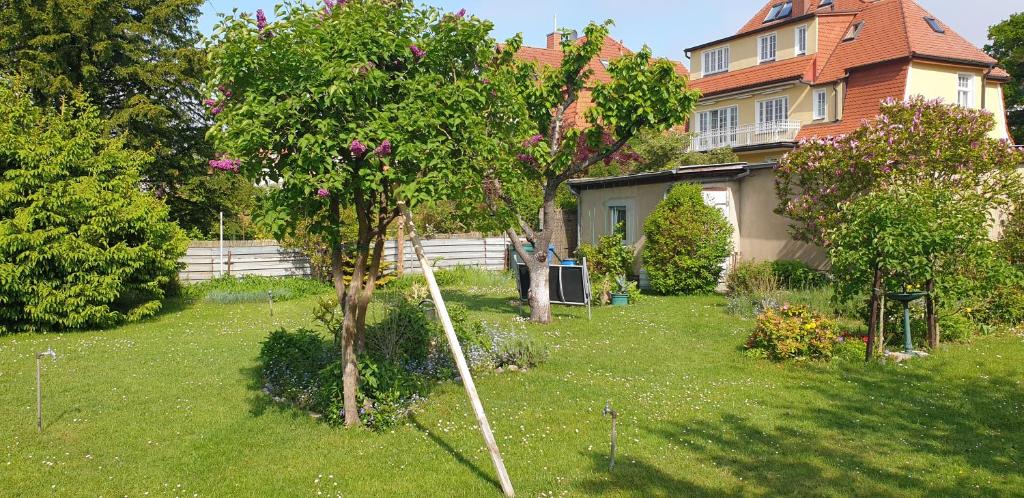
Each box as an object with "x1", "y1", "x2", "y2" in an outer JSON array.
[
  {"x1": 36, "y1": 348, "x2": 57, "y2": 432},
  {"x1": 603, "y1": 400, "x2": 618, "y2": 471}
]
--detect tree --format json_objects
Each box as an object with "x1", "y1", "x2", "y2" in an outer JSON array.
[
  {"x1": 986, "y1": 12, "x2": 1024, "y2": 144},
  {"x1": 483, "y1": 23, "x2": 699, "y2": 323},
  {"x1": 0, "y1": 83, "x2": 188, "y2": 334},
  {"x1": 642, "y1": 183, "x2": 733, "y2": 295},
  {"x1": 0, "y1": 0, "x2": 229, "y2": 235},
  {"x1": 776, "y1": 96, "x2": 1023, "y2": 247},
  {"x1": 207, "y1": 1, "x2": 506, "y2": 426}
]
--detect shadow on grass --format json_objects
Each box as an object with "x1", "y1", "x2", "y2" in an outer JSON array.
[
  {"x1": 409, "y1": 415, "x2": 502, "y2": 492},
  {"x1": 239, "y1": 363, "x2": 320, "y2": 422},
  {"x1": 617, "y1": 363, "x2": 1024, "y2": 496},
  {"x1": 578, "y1": 450, "x2": 718, "y2": 496}
]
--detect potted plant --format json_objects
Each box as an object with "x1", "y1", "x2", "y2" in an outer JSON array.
[{"x1": 611, "y1": 275, "x2": 630, "y2": 306}]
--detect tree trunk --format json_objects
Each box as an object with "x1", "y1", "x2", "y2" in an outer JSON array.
[
  {"x1": 866, "y1": 268, "x2": 882, "y2": 362},
  {"x1": 926, "y1": 279, "x2": 938, "y2": 349},
  {"x1": 527, "y1": 261, "x2": 552, "y2": 324},
  {"x1": 339, "y1": 220, "x2": 371, "y2": 427},
  {"x1": 328, "y1": 197, "x2": 347, "y2": 348}
]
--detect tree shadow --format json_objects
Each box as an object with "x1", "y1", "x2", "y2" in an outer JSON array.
[
  {"x1": 239, "y1": 363, "x2": 319, "y2": 421},
  {"x1": 408, "y1": 414, "x2": 502, "y2": 492},
  {"x1": 577, "y1": 450, "x2": 722, "y2": 497},
  {"x1": 633, "y1": 364, "x2": 1024, "y2": 496}
]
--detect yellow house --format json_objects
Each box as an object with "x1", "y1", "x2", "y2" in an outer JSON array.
[
  {"x1": 569, "y1": 0, "x2": 1014, "y2": 280},
  {"x1": 685, "y1": 0, "x2": 1013, "y2": 164}
]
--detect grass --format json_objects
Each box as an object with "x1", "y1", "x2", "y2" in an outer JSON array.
[{"x1": 1, "y1": 271, "x2": 1022, "y2": 496}]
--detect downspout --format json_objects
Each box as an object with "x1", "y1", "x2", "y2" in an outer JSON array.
[
  {"x1": 833, "y1": 81, "x2": 840, "y2": 122},
  {"x1": 569, "y1": 184, "x2": 582, "y2": 256},
  {"x1": 982, "y1": 64, "x2": 994, "y2": 110}
]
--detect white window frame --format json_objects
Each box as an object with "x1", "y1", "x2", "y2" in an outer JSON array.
[
  {"x1": 696, "y1": 105, "x2": 739, "y2": 148},
  {"x1": 606, "y1": 200, "x2": 635, "y2": 244},
  {"x1": 813, "y1": 88, "x2": 827, "y2": 120},
  {"x1": 756, "y1": 96, "x2": 789, "y2": 127},
  {"x1": 701, "y1": 46, "x2": 730, "y2": 76},
  {"x1": 957, "y1": 73, "x2": 974, "y2": 108},
  {"x1": 795, "y1": 25, "x2": 807, "y2": 56},
  {"x1": 758, "y1": 33, "x2": 777, "y2": 63}
]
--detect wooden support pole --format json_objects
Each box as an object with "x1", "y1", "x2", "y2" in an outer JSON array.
[
  {"x1": 866, "y1": 267, "x2": 882, "y2": 362},
  {"x1": 399, "y1": 203, "x2": 515, "y2": 498},
  {"x1": 926, "y1": 279, "x2": 937, "y2": 349},
  {"x1": 395, "y1": 215, "x2": 406, "y2": 277}
]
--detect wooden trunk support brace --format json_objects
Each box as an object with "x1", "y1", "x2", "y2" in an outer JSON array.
[{"x1": 399, "y1": 203, "x2": 515, "y2": 497}]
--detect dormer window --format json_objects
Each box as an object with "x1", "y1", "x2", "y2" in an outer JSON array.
[
  {"x1": 600, "y1": 59, "x2": 610, "y2": 69},
  {"x1": 763, "y1": 1, "x2": 792, "y2": 23},
  {"x1": 702, "y1": 47, "x2": 730, "y2": 76},
  {"x1": 843, "y1": 21, "x2": 864, "y2": 41},
  {"x1": 924, "y1": 17, "x2": 945, "y2": 33}
]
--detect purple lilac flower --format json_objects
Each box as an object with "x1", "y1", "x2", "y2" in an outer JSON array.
[
  {"x1": 209, "y1": 158, "x2": 241, "y2": 172},
  {"x1": 350, "y1": 140, "x2": 368, "y2": 157},
  {"x1": 374, "y1": 140, "x2": 392, "y2": 156},
  {"x1": 410, "y1": 44, "x2": 426, "y2": 59},
  {"x1": 317, "y1": 188, "x2": 330, "y2": 198},
  {"x1": 516, "y1": 153, "x2": 537, "y2": 165},
  {"x1": 256, "y1": 9, "x2": 267, "y2": 31},
  {"x1": 455, "y1": 8, "x2": 466, "y2": 18},
  {"x1": 202, "y1": 98, "x2": 217, "y2": 108},
  {"x1": 211, "y1": 105, "x2": 224, "y2": 116},
  {"x1": 522, "y1": 134, "x2": 543, "y2": 147},
  {"x1": 218, "y1": 84, "x2": 233, "y2": 98}
]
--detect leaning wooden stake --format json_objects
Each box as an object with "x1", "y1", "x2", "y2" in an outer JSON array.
[{"x1": 399, "y1": 203, "x2": 515, "y2": 498}]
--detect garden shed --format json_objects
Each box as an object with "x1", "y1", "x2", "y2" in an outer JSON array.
[{"x1": 568, "y1": 162, "x2": 827, "y2": 282}]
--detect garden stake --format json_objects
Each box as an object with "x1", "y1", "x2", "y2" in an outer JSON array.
[
  {"x1": 268, "y1": 290, "x2": 274, "y2": 317},
  {"x1": 36, "y1": 348, "x2": 57, "y2": 433},
  {"x1": 603, "y1": 400, "x2": 618, "y2": 471},
  {"x1": 399, "y1": 202, "x2": 516, "y2": 498}
]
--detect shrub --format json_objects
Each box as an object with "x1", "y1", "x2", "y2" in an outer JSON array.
[
  {"x1": 576, "y1": 233, "x2": 634, "y2": 277},
  {"x1": 491, "y1": 333, "x2": 549, "y2": 369},
  {"x1": 833, "y1": 334, "x2": 868, "y2": 362},
  {"x1": 642, "y1": 183, "x2": 732, "y2": 295},
  {"x1": 726, "y1": 261, "x2": 778, "y2": 296},
  {"x1": 745, "y1": 305, "x2": 839, "y2": 361},
  {"x1": 771, "y1": 260, "x2": 828, "y2": 289},
  {"x1": 259, "y1": 328, "x2": 334, "y2": 409},
  {"x1": 938, "y1": 314, "x2": 977, "y2": 344},
  {"x1": 0, "y1": 85, "x2": 188, "y2": 333}
]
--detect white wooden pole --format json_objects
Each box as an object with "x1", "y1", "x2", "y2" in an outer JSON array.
[
  {"x1": 399, "y1": 203, "x2": 515, "y2": 497},
  {"x1": 219, "y1": 211, "x2": 225, "y2": 277}
]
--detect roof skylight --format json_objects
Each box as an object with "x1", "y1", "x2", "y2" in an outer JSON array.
[
  {"x1": 763, "y1": 1, "x2": 792, "y2": 23},
  {"x1": 843, "y1": 21, "x2": 864, "y2": 41},
  {"x1": 924, "y1": 17, "x2": 945, "y2": 33},
  {"x1": 763, "y1": 4, "x2": 783, "y2": 23},
  {"x1": 819, "y1": 0, "x2": 833, "y2": 6}
]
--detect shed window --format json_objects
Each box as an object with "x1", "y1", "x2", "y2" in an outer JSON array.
[{"x1": 610, "y1": 206, "x2": 628, "y2": 240}]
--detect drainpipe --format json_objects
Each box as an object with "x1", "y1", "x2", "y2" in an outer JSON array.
[
  {"x1": 982, "y1": 64, "x2": 994, "y2": 110},
  {"x1": 569, "y1": 184, "x2": 582, "y2": 256},
  {"x1": 832, "y1": 81, "x2": 840, "y2": 122}
]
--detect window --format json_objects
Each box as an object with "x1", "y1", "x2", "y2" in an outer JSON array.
[
  {"x1": 599, "y1": 59, "x2": 610, "y2": 69},
  {"x1": 813, "y1": 89, "x2": 827, "y2": 120},
  {"x1": 609, "y1": 206, "x2": 628, "y2": 239},
  {"x1": 702, "y1": 46, "x2": 730, "y2": 76},
  {"x1": 795, "y1": 25, "x2": 807, "y2": 55},
  {"x1": 757, "y1": 96, "x2": 789, "y2": 127},
  {"x1": 696, "y1": 106, "x2": 739, "y2": 148},
  {"x1": 924, "y1": 17, "x2": 944, "y2": 33},
  {"x1": 819, "y1": 0, "x2": 833, "y2": 6},
  {"x1": 957, "y1": 74, "x2": 974, "y2": 108},
  {"x1": 843, "y1": 21, "x2": 864, "y2": 41},
  {"x1": 764, "y1": 1, "x2": 793, "y2": 23},
  {"x1": 759, "y1": 33, "x2": 777, "y2": 63}
]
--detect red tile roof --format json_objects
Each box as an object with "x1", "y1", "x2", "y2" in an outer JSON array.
[
  {"x1": 514, "y1": 35, "x2": 687, "y2": 86},
  {"x1": 797, "y1": 59, "x2": 909, "y2": 139},
  {"x1": 691, "y1": 55, "x2": 816, "y2": 97}
]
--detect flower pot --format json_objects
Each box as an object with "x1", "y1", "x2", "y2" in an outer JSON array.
[{"x1": 610, "y1": 293, "x2": 629, "y2": 306}]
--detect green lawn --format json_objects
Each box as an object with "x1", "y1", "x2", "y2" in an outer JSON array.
[{"x1": 2, "y1": 276, "x2": 1022, "y2": 497}]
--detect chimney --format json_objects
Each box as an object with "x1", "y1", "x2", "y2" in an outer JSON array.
[{"x1": 546, "y1": 32, "x2": 560, "y2": 49}]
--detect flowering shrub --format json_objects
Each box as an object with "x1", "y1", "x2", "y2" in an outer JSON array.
[
  {"x1": 746, "y1": 305, "x2": 839, "y2": 361},
  {"x1": 642, "y1": 183, "x2": 733, "y2": 295}
]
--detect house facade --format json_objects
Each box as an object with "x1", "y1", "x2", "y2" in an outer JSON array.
[
  {"x1": 570, "y1": 0, "x2": 1014, "y2": 278},
  {"x1": 685, "y1": 0, "x2": 1012, "y2": 163}
]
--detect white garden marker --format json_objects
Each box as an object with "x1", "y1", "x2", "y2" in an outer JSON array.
[
  {"x1": 36, "y1": 348, "x2": 57, "y2": 433},
  {"x1": 399, "y1": 203, "x2": 515, "y2": 498}
]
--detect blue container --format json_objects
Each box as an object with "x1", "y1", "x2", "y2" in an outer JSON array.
[
  {"x1": 610, "y1": 293, "x2": 629, "y2": 306},
  {"x1": 560, "y1": 259, "x2": 577, "y2": 266}
]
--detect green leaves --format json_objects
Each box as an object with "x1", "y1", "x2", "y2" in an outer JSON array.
[{"x1": 0, "y1": 84, "x2": 187, "y2": 333}]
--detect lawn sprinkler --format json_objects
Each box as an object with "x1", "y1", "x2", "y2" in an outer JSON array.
[
  {"x1": 602, "y1": 400, "x2": 618, "y2": 471},
  {"x1": 36, "y1": 348, "x2": 57, "y2": 433},
  {"x1": 886, "y1": 287, "x2": 928, "y2": 356}
]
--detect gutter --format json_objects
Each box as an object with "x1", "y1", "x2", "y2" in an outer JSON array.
[{"x1": 685, "y1": 13, "x2": 819, "y2": 56}]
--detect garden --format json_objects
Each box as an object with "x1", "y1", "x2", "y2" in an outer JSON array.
[{"x1": 3, "y1": 0, "x2": 1024, "y2": 496}]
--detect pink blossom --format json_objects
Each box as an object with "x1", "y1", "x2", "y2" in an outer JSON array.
[
  {"x1": 410, "y1": 45, "x2": 426, "y2": 59},
  {"x1": 522, "y1": 134, "x2": 543, "y2": 147},
  {"x1": 317, "y1": 188, "x2": 330, "y2": 198},
  {"x1": 455, "y1": 8, "x2": 466, "y2": 18},
  {"x1": 209, "y1": 157, "x2": 241, "y2": 172},
  {"x1": 256, "y1": 9, "x2": 267, "y2": 31},
  {"x1": 374, "y1": 140, "x2": 392, "y2": 156},
  {"x1": 350, "y1": 140, "x2": 367, "y2": 157}
]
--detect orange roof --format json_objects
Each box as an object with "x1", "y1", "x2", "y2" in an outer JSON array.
[
  {"x1": 691, "y1": 55, "x2": 816, "y2": 97},
  {"x1": 797, "y1": 59, "x2": 909, "y2": 139},
  {"x1": 514, "y1": 35, "x2": 687, "y2": 86}
]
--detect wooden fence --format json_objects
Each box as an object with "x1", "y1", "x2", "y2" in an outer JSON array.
[{"x1": 179, "y1": 236, "x2": 510, "y2": 283}]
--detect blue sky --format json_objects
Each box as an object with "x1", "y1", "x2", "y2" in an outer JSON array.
[{"x1": 199, "y1": 1, "x2": 1020, "y2": 68}]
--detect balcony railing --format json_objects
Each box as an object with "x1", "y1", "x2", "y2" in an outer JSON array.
[{"x1": 689, "y1": 121, "x2": 802, "y2": 152}]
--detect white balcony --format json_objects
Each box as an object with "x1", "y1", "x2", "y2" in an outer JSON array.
[{"x1": 689, "y1": 121, "x2": 802, "y2": 152}]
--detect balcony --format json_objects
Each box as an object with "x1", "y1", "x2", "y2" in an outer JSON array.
[{"x1": 689, "y1": 121, "x2": 802, "y2": 152}]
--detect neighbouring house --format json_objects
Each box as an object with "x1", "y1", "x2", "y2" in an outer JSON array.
[{"x1": 570, "y1": 0, "x2": 1014, "y2": 282}]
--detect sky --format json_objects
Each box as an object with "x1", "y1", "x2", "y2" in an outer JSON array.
[{"x1": 199, "y1": 0, "x2": 1020, "y2": 68}]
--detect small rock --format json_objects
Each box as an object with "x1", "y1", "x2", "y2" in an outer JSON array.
[
  {"x1": 495, "y1": 367, "x2": 504, "y2": 373},
  {"x1": 508, "y1": 365, "x2": 519, "y2": 372}
]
